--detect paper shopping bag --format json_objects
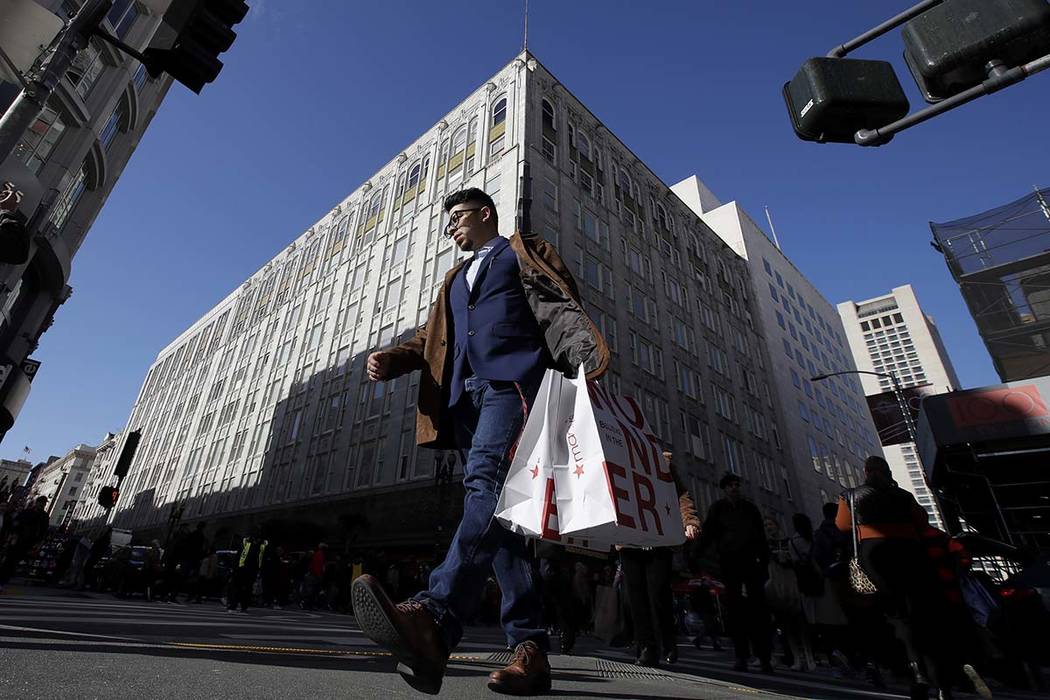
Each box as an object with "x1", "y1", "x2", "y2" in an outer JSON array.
[
  {"x1": 494, "y1": 368, "x2": 614, "y2": 552},
  {"x1": 553, "y1": 368, "x2": 685, "y2": 548}
]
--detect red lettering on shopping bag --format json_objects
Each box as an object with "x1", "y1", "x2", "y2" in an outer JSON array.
[
  {"x1": 632, "y1": 471, "x2": 663, "y2": 535},
  {"x1": 541, "y1": 477, "x2": 560, "y2": 540},
  {"x1": 604, "y1": 460, "x2": 636, "y2": 529},
  {"x1": 588, "y1": 381, "x2": 645, "y2": 429},
  {"x1": 618, "y1": 419, "x2": 653, "y2": 476}
]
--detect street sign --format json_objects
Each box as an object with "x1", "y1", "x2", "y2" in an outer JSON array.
[
  {"x1": 0, "y1": 0, "x2": 65, "y2": 84},
  {"x1": 21, "y1": 358, "x2": 40, "y2": 382}
]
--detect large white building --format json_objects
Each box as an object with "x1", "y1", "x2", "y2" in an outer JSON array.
[
  {"x1": 838, "y1": 285, "x2": 961, "y2": 524},
  {"x1": 672, "y1": 179, "x2": 883, "y2": 516},
  {"x1": 97, "y1": 51, "x2": 805, "y2": 546}
]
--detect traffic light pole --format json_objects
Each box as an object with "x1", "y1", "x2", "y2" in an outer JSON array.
[
  {"x1": 855, "y1": 53, "x2": 1050, "y2": 146},
  {"x1": 0, "y1": 0, "x2": 113, "y2": 166}
]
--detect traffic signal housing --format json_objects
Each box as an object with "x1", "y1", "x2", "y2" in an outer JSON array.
[
  {"x1": 97, "y1": 485, "x2": 119, "y2": 509},
  {"x1": 143, "y1": 0, "x2": 249, "y2": 93},
  {"x1": 0, "y1": 210, "x2": 29, "y2": 265},
  {"x1": 903, "y1": 0, "x2": 1050, "y2": 102},
  {"x1": 783, "y1": 57, "x2": 910, "y2": 144}
]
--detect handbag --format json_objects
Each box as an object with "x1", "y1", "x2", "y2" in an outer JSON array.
[{"x1": 847, "y1": 490, "x2": 878, "y2": 595}]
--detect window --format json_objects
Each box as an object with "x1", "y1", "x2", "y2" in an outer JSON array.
[
  {"x1": 542, "y1": 98, "x2": 556, "y2": 131},
  {"x1": 49, "y1": 164, "x2": 88, "y2": 231},
  {"x1": 99, "y1": 99, "x2": 128, "y2": 151},
  {"x1": 713, "y1": 385, "x2": 735, "y2": 421},
  {"x1": 576, "y1": 201, "x2": 608, "y2": 248},
  {"x1": 132, "y1": 63, "x2": 147, "y2": 91},
  {"x1": 15, "y1": 104, "x2": 65, "y2": 174},
  {"x1": 576, "y1": 129, "x2": 592, "y2": 160},
  {"x1": 67, "y1": 41, "x2": 107, "y2": 99},
  {"x1": 108, "y1": 0, "x2": 140, "y2": 39},
  {"x1": 489, "y1": 97, "x2": 507, "y2": 159},
  {"x1": 541, "y1": 136, "x2": 556, "y2": 164},
  {"x1": 763, "y1": 259, "x2": 772, "y2": 275},
  {"x1": 542, "y1": 178, "x2": 558, "y2": 211}
]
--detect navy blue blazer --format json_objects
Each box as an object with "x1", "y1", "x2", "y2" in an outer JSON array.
[{"x1": 447, "y1": 235, "x2": 549, "y2": 406}]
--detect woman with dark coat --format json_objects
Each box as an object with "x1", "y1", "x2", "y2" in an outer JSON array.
[
  {"x1": 619, "y1": 452, "x2": 701, "y2": 668},
  {"x1": 836, "y1": 456, "x2": 950, "y2": 700}
]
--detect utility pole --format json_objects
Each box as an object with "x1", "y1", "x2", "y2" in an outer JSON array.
[{"x1": 0, "y1": 0, "x2": 113, "y2": 166}]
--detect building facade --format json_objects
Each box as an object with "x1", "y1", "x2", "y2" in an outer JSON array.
[
  {"x1": 0, "y1": 457, "x2": 33, "y2": 498},
  {"x1": 673, "y1": 179, "x2": 883, "y2": 516},
  {"x1": 68, "y1": 431, "x2": 120, "y2": 533},
  {"x1": 28, "y1": 442, "x2": 97, "y2": 526},
  {"x1": 98, "y1": 52, "x2": 801, "y2": 547},
  {"x1": 838, "y1": 284, "x2": 961, "y2": 524},
  {"x1": 0, "y1": 0, "x2": 174, "y2": 438}
]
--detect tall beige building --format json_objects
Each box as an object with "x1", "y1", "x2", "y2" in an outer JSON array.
[
  {"x1": 93, "y1": 52, "x2": 804, "y2": 546},
  {"x1": 838, "y1": 284, "x2": 961, "y2": 524}
]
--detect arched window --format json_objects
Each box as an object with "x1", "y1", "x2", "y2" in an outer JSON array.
[
  {"x1": 542, "y1": 99, "x2": 555, "y2": 131},
  {"x1": 491, "y1": 97, "x2": 507, "y2": 127},
  {"x1": 617, "y1": 167, "x2": 632, "y2": 193},
  {"x1": 489, "y1": 96, "x2": 507, "y2": 160},
  {"x1": 418, "y1": 156, "x2": 430, "y2": 194},
  {"x1": 577, "y1": 130, "x2": 591, "y2": 160},
  {"x1": 407, "y1": 162, "x2": 421, "y2": 190},
  {"x1": 449, "y1": 126, "x2": 468, "y2": 175},
  {"x1": 364, "y1": 190, "x2": 384, "y2": 231}
]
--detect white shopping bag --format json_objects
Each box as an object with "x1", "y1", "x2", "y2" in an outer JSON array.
[
  {"x1": 495, "y1": 366, "x2": 684, "y2": 549},
  {"x1": 554, "y1": 370, "x2": 685, "y2": 547}
]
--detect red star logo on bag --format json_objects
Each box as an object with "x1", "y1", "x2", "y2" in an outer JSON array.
[
  {"x1": 530, "y1": 464, "x2": 539, "y2": 479},
  {"x1": 574, "y1": 464, "x2": 585, "y2": 478}
]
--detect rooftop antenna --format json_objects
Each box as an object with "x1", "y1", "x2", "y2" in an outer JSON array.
[
  {"x1": 523, "y1": 0, "x2": 529, "y2": 52},
  {"x1": 764, "y1": 205, "x2": 783, "y2": 251}
]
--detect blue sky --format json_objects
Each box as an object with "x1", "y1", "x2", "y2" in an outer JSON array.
[{"x1": 6, "y1": 0, "x2": 1048, "y2": 460}]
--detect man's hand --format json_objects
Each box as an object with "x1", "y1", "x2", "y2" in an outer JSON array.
[
  {"x1": 685, "y1": 525, "x2": 700, "y2": 541},
  {"x1": 366, "y1": 352, "x2": 392, "y2": 382}
]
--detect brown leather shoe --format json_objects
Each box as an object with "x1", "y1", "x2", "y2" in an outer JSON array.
[
  {"x1": 351, "y1": 574, "x2": 448, "y2": 695},
  {"x1": 488, "y1": 640, "x2": 552, "y2": 695}
]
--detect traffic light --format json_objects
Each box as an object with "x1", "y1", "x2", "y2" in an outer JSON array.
[
  {"x1": 113, "y1": 429, "x2": 141, "y2": 480},
  {"x1": 97, "y1": 485, "x2": 119, "y2": 509},
  {"x1": 143, "y1": 0, "x2": 249, "y2": 94},
  {"x1": 0, "y1": 209, "x2": 29, "y2": 264},
  {"x1": 903, "y1": 0, "x2": 1050, "y2": 102},
  {"x1": 783, "y1": 58, "x2": 909, "y2": 144}
]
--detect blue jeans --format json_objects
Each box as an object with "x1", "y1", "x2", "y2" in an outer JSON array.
[{"x1": 414, "y1": 375, "x2": 548, "y2": 652}]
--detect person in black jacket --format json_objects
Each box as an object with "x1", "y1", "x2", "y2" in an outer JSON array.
[
  {"x1": 0, "y1": 496, "x2": 50, "y2": 590},
  {"x1": 696, "y1": 473, "x2": 773, "y2": 673},
  {"x1": 837, "y1": 456, "x2": 947, "y2": 700}
]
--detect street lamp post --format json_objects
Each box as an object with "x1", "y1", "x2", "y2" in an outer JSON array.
[{"x1": 811, "y1": 369, "x2": 918, "y2": 444}]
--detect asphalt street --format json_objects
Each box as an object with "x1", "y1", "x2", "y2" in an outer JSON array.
[{"x1": 0, "y1": 584, "x2": 1040, "y2": 700}]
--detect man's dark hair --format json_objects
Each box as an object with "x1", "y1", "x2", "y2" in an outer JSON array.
[
  {"x1": 719, "y1": 472, "x2": 741, "y2": 489},
  {"x1": 822, "y1": 502, "x2": 839, "y2": 521},
  {"x1": 444, "y1": 188, "x2": 498, "y2": 227}
]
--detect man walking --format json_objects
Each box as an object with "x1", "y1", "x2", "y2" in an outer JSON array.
[
  {"x1": 227, "y1": 530, "x2": 265, "y2": 613},
  {"x1": 352, "y1": 188, "x2": 607, "y2": 695},
  {"x1": 696, "y1": 473, "x2": 773, "y2": 673}
]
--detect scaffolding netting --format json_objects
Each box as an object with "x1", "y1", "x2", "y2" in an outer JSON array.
[{"x1": 930, "y1": 187, "x2": 1050, "y2": 382}]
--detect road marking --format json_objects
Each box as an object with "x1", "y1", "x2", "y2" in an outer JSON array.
[
  {"x1": 168, "y1": 641, "x2": 486, "y2": 662},
  {"x1": 0, "y1": 623, "x2": 139, "y2": 641}
]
